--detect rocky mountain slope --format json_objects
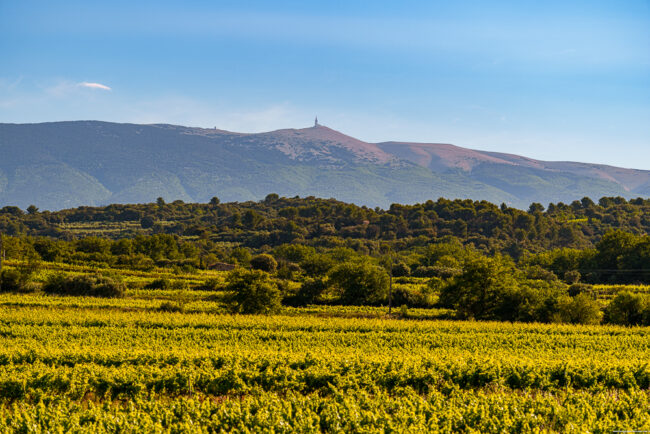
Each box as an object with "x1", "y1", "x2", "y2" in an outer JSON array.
[{"x1": 0, "y1": 121, "x2": 647, "y2": 210}]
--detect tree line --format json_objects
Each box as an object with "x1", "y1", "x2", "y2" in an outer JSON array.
[{"x1": 1, "y1": 195, "x2": 649, "y2": 325}]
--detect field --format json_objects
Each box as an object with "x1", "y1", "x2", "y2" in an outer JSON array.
[{"x1": 1, "y1": 272, "x2": 650, "y2": 432}]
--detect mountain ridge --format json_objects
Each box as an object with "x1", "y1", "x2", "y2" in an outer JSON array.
[{"x1": 0, "y1": 120, "x2": 647, "y2": 210}]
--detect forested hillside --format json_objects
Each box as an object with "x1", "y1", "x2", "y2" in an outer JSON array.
[
  {"x1": 2, "y1": 194, "x2": 648, "y2": 251},
  {"x1": 2, "y1": 194, "x2": 649, "y2": 287}
]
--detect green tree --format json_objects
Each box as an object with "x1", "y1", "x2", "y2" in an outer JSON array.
[
  {"x1": 140, "y1": 216, "x2": 155, "y2": 229},
  {"x1": 328, "y1": 262, "x2": 389, "y2": 305},
  {"x1": 43, "y1": 274, "x2": 125, "y2": 298},
  {"x1": 291, "y1": 278, "x2": 328, "y2": 306},
  {"x1": 440, "y1": 253, "x2": 519, "y2": 320},
  {"x1": 229, "y1": 247, "x2": 252, "y2": 267},
  {"x1": 604, "y1": 292, "x2": 648, "y2": 326},
  {"x1": 250, "y1": 254, "x2": 278, "y2": 273},
  {"x1": 223, "y1": 269, "x2": 281, "y2": 314},
  {"x1": 553, "y1": 293, "x2": 601, "y2": 325}
]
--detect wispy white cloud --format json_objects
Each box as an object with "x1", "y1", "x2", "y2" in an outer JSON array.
[
  {"x1": 43, "y1": 80, "x2": 113, "y2": 97},
  {"x1": 78, "y1": 82, "x2": 111, "y2": 91}
]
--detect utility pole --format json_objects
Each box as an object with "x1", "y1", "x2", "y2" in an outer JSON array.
[
  {"x1": 388, "y1": 257, "x2": 393, "y2": 315},
  {"x1": 0, "y1": 232, "x2": 3, "y2": 292}
]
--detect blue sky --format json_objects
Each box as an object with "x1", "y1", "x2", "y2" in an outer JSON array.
[{"x1": 1, "y1": 0, "x2": 649, "y2": 168}]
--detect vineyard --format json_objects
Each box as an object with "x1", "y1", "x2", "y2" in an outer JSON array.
[
  {"x1": 1, "y1": 284, "x2": 649, "y2": 432},
  {"x1": 1, "y1": 196, "x2": 650, "y2": 431}
]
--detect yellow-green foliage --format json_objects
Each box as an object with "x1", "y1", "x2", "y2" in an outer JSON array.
[{"x1": 0, "y1": 290, "x2": 649, "y2": 432}]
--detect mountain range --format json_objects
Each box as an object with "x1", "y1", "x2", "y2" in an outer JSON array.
[{"x1": 1, "y1": 120, "x2": 648, "y2": 211}]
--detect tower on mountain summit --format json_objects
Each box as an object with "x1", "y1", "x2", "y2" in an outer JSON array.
[{"x1": 314, "y1": 116, "x2": 319, "y2": 127}]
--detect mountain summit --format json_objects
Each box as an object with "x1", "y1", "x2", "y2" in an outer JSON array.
[{"x1": 0, "y1": 121, "x2": 648, "y2": 210}]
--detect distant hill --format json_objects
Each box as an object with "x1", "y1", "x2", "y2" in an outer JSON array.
[{"x1": 0, "y1": 120, "x2": 648, "y2": 210}]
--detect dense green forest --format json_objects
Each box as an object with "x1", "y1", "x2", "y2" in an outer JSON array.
[
  {"x1": 1, "y1": 194, "x2": 649, "y2": 274},
  {"x1": 1, "y1": 194, "x2": 649, "y2": 326}
]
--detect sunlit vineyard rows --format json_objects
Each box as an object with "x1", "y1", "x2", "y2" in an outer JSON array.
[{"x1": 1, "y1": 283, "x2": 649, "y2": 432}]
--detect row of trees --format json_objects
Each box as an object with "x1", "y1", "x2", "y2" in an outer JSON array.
[
  {"x1": 225, "y1": 255, "x2": 650, "y2": 326},
  {"x1": 1, "y1": 228, "x2": 649, "y2": 286},
  {"x1": 2, "y1": 195, "x2": 649, "y2": 259},
  {"x1": 3, "y1": 234, "x2": 649, "y2": 325}
]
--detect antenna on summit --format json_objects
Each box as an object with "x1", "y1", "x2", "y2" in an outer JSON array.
[{"x1": 314, "y1": 116, "x2": 319, "y2": 127}]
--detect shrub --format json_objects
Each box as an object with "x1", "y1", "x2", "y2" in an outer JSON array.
[
  {"x1": 495, "y1": 284, "x2": 550, "y2": 323},
  {"x1": 0, "y1": 269, "x2": 30, "y2": 293},
  {"x1": 0, "y1": 262, "x2": 40, "y2": 293},
  {"x1": 145, "y1": 278, "x2": 171, "y2": 290},
  {"x1": 1, "y1": 269, "x2": 22, "y2": 292},
  {"x1": 140, "y1": 216, "x2": 155, "y2": 229},
  {"x1": 564, "y1": 270, "x2": 581, "y2": 284},
  {"x1": 391, "y1": 262, "x2": 411, "y2": 277},
  {"x1": 391, "y1": 286, "x2": 434, "y2": 308},
  {"x1": 43, "y1": 274, "x2": 125, "y2": 298},
  {"x1": 568, "y1": 283, "x2": 593, "y2": 297},
  {"x1": 328, "y1": 262, "x2": 389, "y2": 305},
  {"x1": 250, "y1": 254, "x2": 278, "y2": 273},
  {"x1": 524, "y1": 265, "x2": 559, "y2": 283},
  {"x1": 158, "y1": 301, "x2": 185, "y2": 313},
  {"x1": 300, "y1": 254, "x2": 335, "y2": 277},
  {"x1": 604, "y1": 291, "x2": 648, "y2": 326},
  {"x1": 412, "y1": 266, "x2": 460, "y2": 279},
  {"x1": 276, "y1": 262, "x2": 301, "y2": 280},
  {"x1": 553, "y1": 294, "x2": 601, "y2": 325},
  {"x1": 288, "y1": 278, "x2": 328, "y2": 306},
  {"x1": 439, "y1": 254, "x2": 519, "y2": 320},
  {"x1": 411, "y1": 266, "x2": 439, "y2": 278},
  {"x1": 194, "y1": 278, "x2": 222, "y2": 291},
  {"x1": 223, "y1": 269, "x2": 281, "y2": 314}
]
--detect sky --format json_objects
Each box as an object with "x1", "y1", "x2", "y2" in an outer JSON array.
[{"x1": 1, "y1": 0, "x2": 649, "y2": 169}]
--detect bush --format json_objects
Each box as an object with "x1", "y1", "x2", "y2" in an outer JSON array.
[
  {"x1": 300, "y1": 254, "x2": 335, "y2": 277},
  {"x1": 140, "y1": 216, "x2": 155, "y2": 229},
  {"x1": 564, "y1": 270, "x2": 581, "y2": 284},
  {"x1": 250, "y1": 254, "x2": 278, "y2": 273},
  {"x1": 0, "y1": 262, "x2": 40, "y2": 293},
  {"x1": 553, "y1": 294, "x2": 601, "y2": 325},
  {"x1": 223, "y1": 269, "x2": 281, "y2": 314},
  {"x1": 412, "y1": 266, "x2": 460, "y2": 279},
  {"x1": 287, "y1": 278, "x2": 328, "y2": 306},
  {"x1": 145, "y1": 278, "x2": 171, "y2": 290},
  {"x1": 391, "y1": 286, "x2": 435, "y2": 308},
  {"x1": 275, "y1": 263, "x2": 295, "y2": 280},
  {"x1": 0, "y1": 269, "x2": 30, "y2": 293},
  {"x1": 568, "y1": 283, "x2": 593, "y2": 297},
  {"x1": 146, "y1": 278, "x2": 187, "y2": 290},
  {"x1": 158, "y1": 301, "x2": 185, "y2": 313},
  {"x1": 604, "y1": 292, "x2": 648, "y2": 326},
  {"x1": 524, "y1": 265, "x2": 559, "y2": 283},
  {"x1": 328, "y1": 262, "x2": 389, "y2": 305},
  {"x1": 495, "y1": 283, "x2": 551, "y2": 323},
  {"x1": 43, "y1": 274, "x2": 125, "y2": 298},
  {"x1": 194, "y1": 278, "x2": 222, "y2": 291},
  {"x1": 440, "y1": 254, "x2": 519, "y2": 320},
  {"x1": 391, "y1": 262, "x2": 411, "y2": 277}
]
